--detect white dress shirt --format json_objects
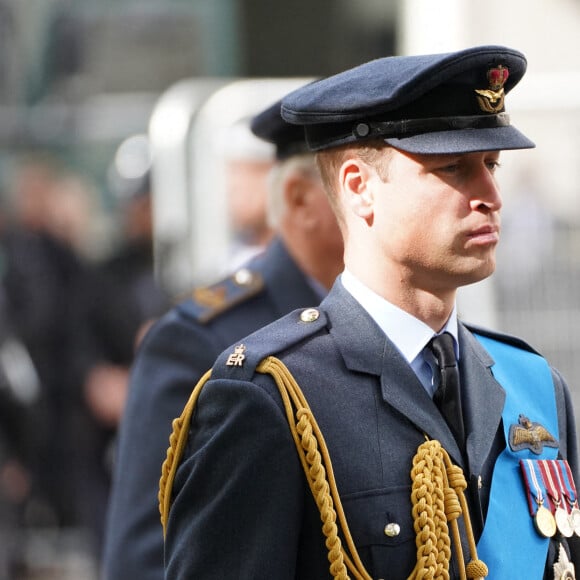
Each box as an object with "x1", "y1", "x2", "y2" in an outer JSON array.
[{"x1": 340, "y1": 269, "x2": 459, "y2": 397}]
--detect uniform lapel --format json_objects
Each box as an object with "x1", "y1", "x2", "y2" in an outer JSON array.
[
  {"x1": 458, "y1": 324, "x2": 506, "y2": 477},
  {"x1": 321, "y1": 282, "x2": 385, "y2": 376},
  {"x1": 322, "y1": 282, "x2": 507, "y2": 480},
  {"x1": 322, "y1": 282, "x2": 465, "y2": 465},
  {"x1": 379, "y1": 337, "x2": 465, "y2": 464}
]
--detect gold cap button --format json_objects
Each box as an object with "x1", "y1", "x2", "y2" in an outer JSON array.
[
  {"x1": 300, "y1": 308, "x2": 320, "y2": 323},
  {"x1": 384, "y1": 522, "x2": 400, "y2": 537}
]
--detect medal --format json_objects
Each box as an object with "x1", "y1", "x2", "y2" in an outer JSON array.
[
  {"x1": 548, "y1": 460, "x2": 575, "y2": 537},
  {"x1": 534, "y1": 503, "x2": 557, "y2": 538},
  {"x1": 521, "y1": 459, "x2": 557, "y2": 538},
  {"x1": 540, "y1": 460, "x2": 573, "y2": 537},
  {"x1": 555, "y1": 507, "x2": 574, "y2": 538},
  {"x1": 557, "y1": 460, "x2": 580, "y2": 537},
  {"x1": 570, "y1": 508, "x2": 580, "y2": 537}
]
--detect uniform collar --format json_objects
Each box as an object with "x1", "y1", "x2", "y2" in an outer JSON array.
[{"x1": 340, "y1": 269, "x2": 459, "y2": 364}]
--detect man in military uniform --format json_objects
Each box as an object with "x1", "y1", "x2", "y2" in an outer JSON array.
[
  {"x1": 101, "y1": 100, "x2": 344, "y2": 579},
  {"x1": 163, "y1": 46, "x2": 580, "y2": 579}
]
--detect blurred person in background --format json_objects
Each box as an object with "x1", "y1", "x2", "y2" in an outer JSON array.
[
  {"x1": 221, "y1": 116, "x2": 276, "y2": 270},
  {"x1": 0, "y1": 240, "x2": 43, "y2": 578},
  {"x1": 45, "y1": 171, "x2": 110, "y2": 262},
  {"x1": 101, "y1": 99, "x2": 344, "y2": 580},
  {"x1": 67, "y1": 136, "x2": 170, "y2": 557},
  {"x1": 495, "y1": 164, "x2": 556, "y2": 306},
  {"x1": 0, "y1": 152, "x2": 87, "y2": 535}
]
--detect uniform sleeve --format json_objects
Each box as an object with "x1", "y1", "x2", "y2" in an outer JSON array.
[
  {"x1": 164, "y1": 376, "x2": 306, "y2": 579},
  {"x1": 101, "y1": 310, "x2": 222, "y2": 580}
]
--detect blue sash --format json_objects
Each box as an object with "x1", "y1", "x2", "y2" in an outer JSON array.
[{"x1": 474, "y1": 334, "x2": 558, "y2": 579}]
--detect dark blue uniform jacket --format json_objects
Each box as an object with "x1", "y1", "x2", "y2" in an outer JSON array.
[{"x1": 165, "y1": 280, "x2": 580, "y2": 579}]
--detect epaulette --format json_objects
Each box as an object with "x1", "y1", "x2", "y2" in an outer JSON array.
[
  {"x1": 211, "y1": 307, "x2": 327, "y2": 382},
  {"x1": 465, "y1": 322, "x2": 541, "y2": 356},
  {"x1": 185, "y1": 267, "x2": 265, "y2": 324}
]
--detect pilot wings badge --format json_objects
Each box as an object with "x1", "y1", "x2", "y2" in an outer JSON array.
[{"x1": 509, "y1": 414, "x2": 558, "y2": 454}]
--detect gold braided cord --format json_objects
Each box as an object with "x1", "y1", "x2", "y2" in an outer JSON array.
[
  {"x1": 257, "y1": 356, "x2": 372, "y2": 580},
  {"x1": 407, "y1": 440, "x2": 488, "y2": 580},
  {"x1": 159, "y1": 369, "x2": 212, "y2": 537},
  {"x1": 158, "y1": 357, "x2": 370, "y2": 579},
  {"x1": 158, "y1": 356, "x2": 489, "y2": 580}
]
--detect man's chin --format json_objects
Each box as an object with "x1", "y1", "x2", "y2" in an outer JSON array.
[{"x1": 456, "y1": 263, "x2": 496, "y2": 288}]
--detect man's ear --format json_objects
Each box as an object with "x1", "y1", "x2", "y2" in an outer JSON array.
[
  {"x1": 283, "y1": 174, "x2": 318, "y2": 229},
  {"x1": 284, "y1": 174, "x2": 306, "y2": 208},
  {"x1": 338, "y1": 158, "x2": 374, "y2": 220}
]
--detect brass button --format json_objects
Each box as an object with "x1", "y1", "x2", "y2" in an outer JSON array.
[
  {"x1": 300, "y1": 308, "x2": 319, "y2": 323},
  {"x1": 233, "y1": 268, "x2": 253, "y2": 286},
  {"x1": 384, "y1": 522, "x2": 400, "y2": 537}
]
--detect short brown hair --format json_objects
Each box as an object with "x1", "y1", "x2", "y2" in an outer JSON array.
[{"x1": 315, "y1": 140, "x2": 392, "y2": 227}]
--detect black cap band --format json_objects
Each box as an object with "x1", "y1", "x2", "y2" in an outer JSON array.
[
  {"x1": 304, "y1": 112, "x2": 514, "y2": 151},
  {"x1": 353, "y1": 112, "x2": 511, "y2": 140}
]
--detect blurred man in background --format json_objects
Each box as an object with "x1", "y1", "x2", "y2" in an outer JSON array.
[
  {"x1": 68, "y1": 152, "x2": 170, "y2": 556},
  {"x1": 0, "y1": 253, "x2": 42, "y2": 578},
  {"x1": 1, "y1": 154, "x2": 86, "y2": 531},
  {"x1": 0, "y1": 153, "x2": 91, "y2": 576}
]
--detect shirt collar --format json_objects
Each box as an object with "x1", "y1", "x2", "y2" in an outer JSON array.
[{"x1": 340, "y1": 268, "x2": 459, "y2": 364}]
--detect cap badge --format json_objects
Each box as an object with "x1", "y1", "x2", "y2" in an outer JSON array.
[
  {"x1": 509, "y1": 414, "x2": 558, "y2": 454},
  {"x1": 475, "y1": 65, "x2": 509, "y2": 114},
  {"x1": 226, "y1": 344, "x2": 246, "y2": 367}
]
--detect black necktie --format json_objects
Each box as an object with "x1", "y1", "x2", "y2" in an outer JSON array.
[{"x1": 428, "y1": 332, "x2": 465, "y2": 448}]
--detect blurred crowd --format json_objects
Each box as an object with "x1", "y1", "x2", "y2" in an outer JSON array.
[
  {"x1": 0, "y1": 115, "x2": 279, "y2": 578},
  {"x1": 0, "y1": 149, "x2": 169, "y2": 578}
]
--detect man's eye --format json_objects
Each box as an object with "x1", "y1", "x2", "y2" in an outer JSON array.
[{"x1": 437, "y1": 164, "x2": 459, "y2": 174}]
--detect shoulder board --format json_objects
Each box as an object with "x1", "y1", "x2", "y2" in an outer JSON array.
[
  {"x1": 211, "y1": 307, "x2": 327, "y2": 382},
  {"x1": 182, "y1": 268, "x2": 265, "y2": 324},
  {"x1": 465, "y1": 322, "x2": 541, "y2": 356}
]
